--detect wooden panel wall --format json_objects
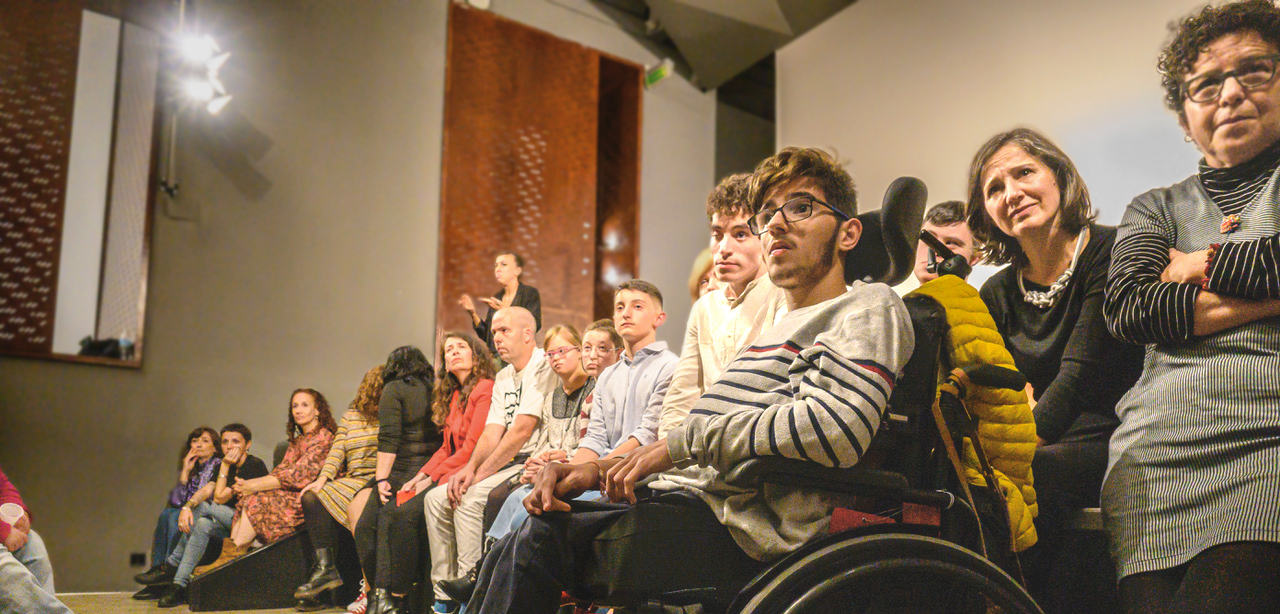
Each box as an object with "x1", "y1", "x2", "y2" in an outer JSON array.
[
  {"x1": 437, "y1": 4, "x2": 605, "y2": 337},
  {"x1": 0, "y1": 1, "x2": 82, "y2": 354}
]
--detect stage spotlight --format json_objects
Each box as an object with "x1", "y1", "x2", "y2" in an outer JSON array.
[
  {"x1": 207, "y1": 95, "x2": 232, "y2": 115},
  {"x1": 208, "y1": 74, "x2": 226, "y2": 96},
  {"x1": 183, "y1": 78, "x2": 215, "y2": 102},
  {"x1": 180, "y1": 34, "x2": 219, "y2": 64},
  {"x1": 207, "y1": 51, "x2": 231, "y2": 73}
]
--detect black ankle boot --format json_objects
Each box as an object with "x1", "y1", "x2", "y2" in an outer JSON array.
[
  {"x1": 368, "y1": 588, "x2": 404, "y2": 614},
  {"x1": 135, "y1": 563, "x2": 177, "y2": 585},
  {"x1": 293, "y1": 547, "x2": 343, "y2": 600},
  {"x1": 437, "y1": 564, "x2": 479, "y2": 604}
]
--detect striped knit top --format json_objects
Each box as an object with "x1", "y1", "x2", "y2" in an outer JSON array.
[
  {"x1": 658, "y1": 282, "x2": 914, "y2": 560},
  {"x1": 1101, "y1": 146, "x2": 1280, "y2": 577},
  {"x1": 1106, "y1": 141, "x2": 1280, "y2": 342}
]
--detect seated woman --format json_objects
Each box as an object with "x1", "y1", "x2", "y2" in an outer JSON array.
[
  {"x1": 965, "y1": 127, "x2": 1144, "y2": 611},
  {"x1": 1104, "y1": 2, "x2": 1280, "y2": 611},
  {"x1": 435, "y1": 325, "x2": 598, "y2": 605},
  {"x1": 353, "y1": 346, "x2": 440, "y2": 613},
  {"x1": 199, "y1": 389, "x2": 336, "y2": 572},
  {"x1": 133, "y1": 427, "x2": 222, "y2": 600},
  {"x1": 293, "y1": 366, "x2": 385, "y2": 607},
  {"x1": 460, "y1": 252, "x2": 542, "y2": 356}
]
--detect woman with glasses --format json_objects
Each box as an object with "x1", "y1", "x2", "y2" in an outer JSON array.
[
  {"x1": 1103, "y1": 2, "x2": 1280, "y2": 611},
  {"x1": 436, "y1": 325, "x2": 597, "y2": 603},
  {"x1": 964, "y1": 127, "x2": 1145, "y2": 613}
]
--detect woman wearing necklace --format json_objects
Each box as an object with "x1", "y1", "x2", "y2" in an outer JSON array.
[
  {"x1": 965, "y1": 127, "x2": 1144, "y2": 613},
  {"x1": 1104, "y1": 2, "x2": 1280, "y2": 611},
  {"x1": 460, "y1": 252, "x2": 542, "y2": 356}
]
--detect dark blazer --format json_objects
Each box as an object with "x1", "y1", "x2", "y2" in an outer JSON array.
[{"x1": 474, "y1": 282, "x2": 542, "y2": 353}]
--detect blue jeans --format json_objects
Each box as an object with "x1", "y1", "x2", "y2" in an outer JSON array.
[
  {"x1": 0, "y1": 530, "x2": 73, "y2": 614},
  {"x1": 485, "y1": 485, "x2": 602, "y2": 541},
  {"x1": 151, "y1": 506, "x2": 183, "y2": 568},
  {"x1": 165, "y1": 501, "x2": 235, "y2": 587}
]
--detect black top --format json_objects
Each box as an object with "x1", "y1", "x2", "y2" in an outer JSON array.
[
  {"x1": 474, "y1": 282, "x2": 542, "y2": 354},
  {"x1": 224, "y1": 454, "x2": 269, "y2": 507},
  {"x1": 377, "y1": 378, "x2": 442, "y2": 482},
  {"x1": 980, "y1": 224, "x2": 1144, "y2": 444},
  {"x1": 1198, "y1": 137, "x2": 1280, "y2": 218}
]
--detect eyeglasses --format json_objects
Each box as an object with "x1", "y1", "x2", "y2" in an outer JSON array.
[
  {"x1": 1183, "y1": 55, "x2": 1280, "y2": 103},
  {"x1": 748, "y1": 195, "x2": 851, "y2": 236},
  {"x1": 546, "y1": 346, "x2": 580, "y2": 359},
  {"x1": 581, "y1": 345, "x2": 617, "y2": 356}
]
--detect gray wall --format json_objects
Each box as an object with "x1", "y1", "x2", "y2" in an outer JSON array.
[
  {"x1": 0, "y1": 0, "x2": 714, "y2": 591},
  {"x1": 777, "y1": 0, "x2": 1206, "y2": 222},
  {"x1": 716, "y1": 101, "x2": 774, "y2": 180}
]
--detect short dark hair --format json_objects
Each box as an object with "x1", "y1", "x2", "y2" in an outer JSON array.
[
  {"x1": 748, "y1": 147, "x2": 857, "y2": 218},
  {"x1": 615, "y1": 279, "x2": 664, "y2": 309},
  {"x1": 496, "y1": 251, "x2": 525, "y2": 269},
  {"x1": 965, "y1": 127, "x2": 1095, "y2": 266},
  {"x1": 584, "y1": 319, "x2": 623, "y2": 349},
  {"x1": 221, "y1": 423, "x2": 253, "y2": 442},
  {"x1": 924, "y1": 201, "x2": 968, "y2": 227},
  {"x1": 1159, "y1": 0, "x2": 1280, "y2": 118},
  {"x1": 706, "y1": 173, "x2": 752, "y2": 220}
]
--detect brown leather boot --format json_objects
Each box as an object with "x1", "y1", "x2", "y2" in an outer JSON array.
[{"x1": 192, "y1": 539, "x2": 249, "y2": 577}]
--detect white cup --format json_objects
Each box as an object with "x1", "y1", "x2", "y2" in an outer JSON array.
[{"x1": 0, "y1": 502, "x2": 24, "y2": 526}]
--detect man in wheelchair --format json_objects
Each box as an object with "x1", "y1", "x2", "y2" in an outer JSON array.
[{"x1": 467, "y1": 147, "x2": 917, "y2": 614}]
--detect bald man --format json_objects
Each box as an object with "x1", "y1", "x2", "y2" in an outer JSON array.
[{"x1": 424, "y1": 307, "x2": 558, "y2": 607}]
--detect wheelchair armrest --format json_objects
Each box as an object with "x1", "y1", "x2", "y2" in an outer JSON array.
[
  {"x1": 723, "y1": 457, "x2": 910, "y2": 494},
  {"x1": 959, "y1": 364, "x2": 1026, "y2": 392}
]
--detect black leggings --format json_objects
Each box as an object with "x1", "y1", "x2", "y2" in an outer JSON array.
[
  {"x1": 354, "y1": 481, "x2": 429, "y2": 593},
  {"x1": 1120, "y1": 541, "x2": 1280, "y2": 614}
]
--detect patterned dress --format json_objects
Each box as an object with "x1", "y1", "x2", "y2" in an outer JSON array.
[
  {"x1": 315, "y1": 411, "x2": 378, "y2": 525},
  {"x1": 1103, "y1": 158, "x2": 1280, "y2": 578},
  {"x1": 238, "y1": 427, "x2": 334, "y2": 543}
]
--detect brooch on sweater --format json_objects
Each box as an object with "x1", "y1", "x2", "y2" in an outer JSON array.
[{"x1": 1220, "y1": 214, "x2": 1241, "y2": 234}]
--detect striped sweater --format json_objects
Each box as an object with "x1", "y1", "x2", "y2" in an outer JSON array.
[{"x1": 658, "y1": 282, "x2": 914, "y2": 560}]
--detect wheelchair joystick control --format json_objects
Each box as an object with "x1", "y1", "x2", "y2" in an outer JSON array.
[{"x1": 920, "y1": 230, "x2": 973, "y2": 280}]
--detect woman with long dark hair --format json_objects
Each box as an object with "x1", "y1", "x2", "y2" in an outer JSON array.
[{"x1": 353, "y1": 346, "x2": 441, "y2": 613}]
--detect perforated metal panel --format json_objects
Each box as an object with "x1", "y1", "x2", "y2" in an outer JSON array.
[
  {"x1": 0, "y1": 1, "x2": 82, "y2": 354},
  {"x1": 96, "y1": 22, "x2": 158, "y2": 346},
  {"x1": 437, "y1": 5, "x2": 601, "y2": 337}
]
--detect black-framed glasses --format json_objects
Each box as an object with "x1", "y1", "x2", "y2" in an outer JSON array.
[
  {"x1": 1183, "y1": 55, "x2": 1280, "y2": 103},
  {"x1": 748, "y1": 195, "x2": 851, "y2": 236}
]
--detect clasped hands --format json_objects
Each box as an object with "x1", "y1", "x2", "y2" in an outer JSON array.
[{"x1": 522, "y1": 439, "x2": 674, "y2": 515}]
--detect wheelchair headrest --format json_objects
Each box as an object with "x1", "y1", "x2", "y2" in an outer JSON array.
[{"x1": 844, "y1": 177, "x2": 928, "y2": 285}]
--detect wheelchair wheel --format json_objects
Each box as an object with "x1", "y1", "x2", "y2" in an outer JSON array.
[{"x1": 733, "y1": 533, "x2": 1042, "y2": 614}]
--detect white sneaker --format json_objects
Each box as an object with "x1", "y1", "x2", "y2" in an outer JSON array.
[{"x1": 347, "y1": 580, "x2": 368, "y2": 614}]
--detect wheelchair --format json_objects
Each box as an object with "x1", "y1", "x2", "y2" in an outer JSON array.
[{"x1": 576, "y1": 178, "x2": 1043, "y2": 614}]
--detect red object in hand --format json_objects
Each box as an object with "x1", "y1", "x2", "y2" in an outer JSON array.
[{"x1": 396, "y1": 490, "x2": 416, "y2": 506}]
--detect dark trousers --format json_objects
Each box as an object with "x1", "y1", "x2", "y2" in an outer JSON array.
[
  {"x1": 354, "y1": 479, "x2": 429, "y2": 593},
  {"x1": 471, "y1": 490, "x2": 765, "y2": 614},
  {"x1": 1022, "y1": 437, "x2": 1118, "y2": 614},
  {"x1": 1120, "y1": 542, "x2": 1280, "y2": 614}
]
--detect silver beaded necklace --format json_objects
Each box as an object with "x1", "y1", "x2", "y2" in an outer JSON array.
[{"x1": 1017, "y1": 229, "x2": 1088, "y2": 309}]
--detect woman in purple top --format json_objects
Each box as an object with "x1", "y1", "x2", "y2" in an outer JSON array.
[{"x1": 142, "y1": 427, "x2": 222, "y2": 586}]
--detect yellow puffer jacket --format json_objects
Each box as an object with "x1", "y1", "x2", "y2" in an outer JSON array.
[{"x1": 909, "y1": 275, "x2": 1039, "y2": 551}]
